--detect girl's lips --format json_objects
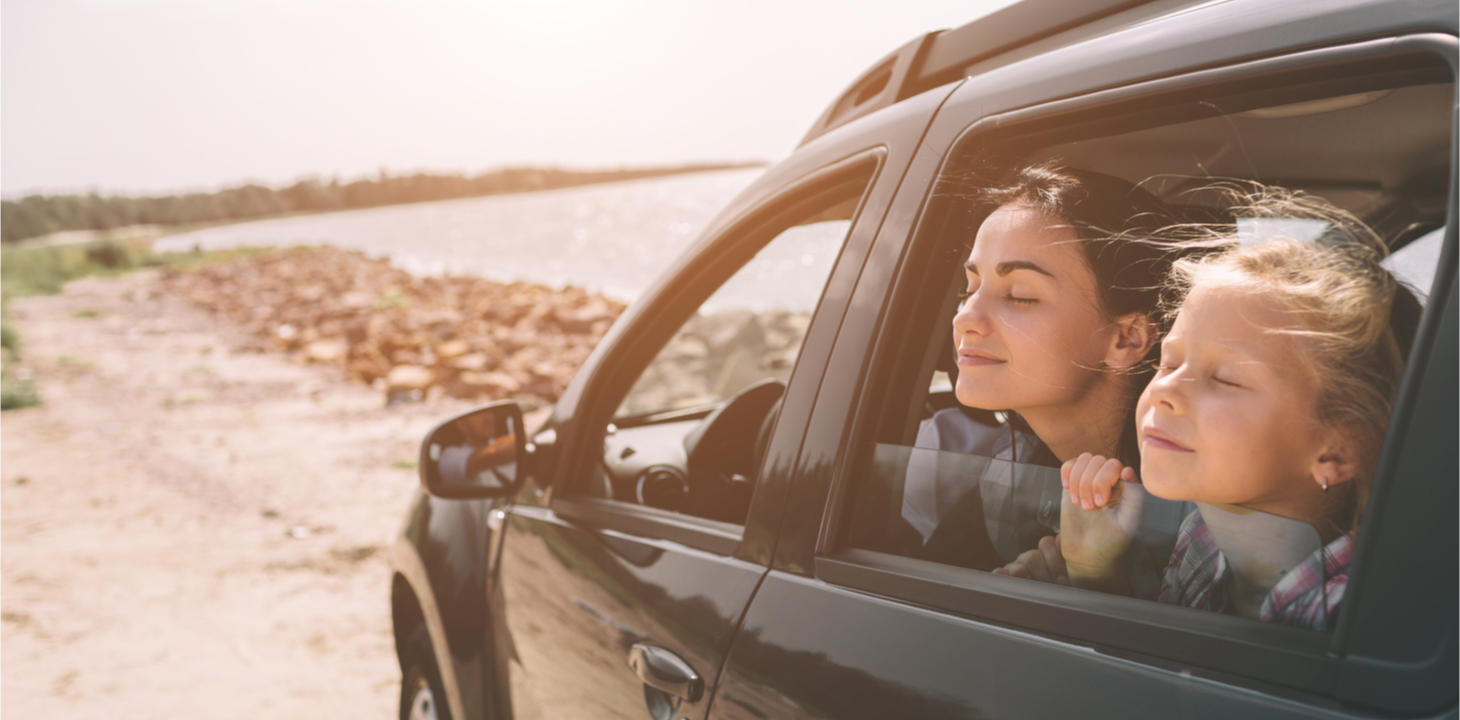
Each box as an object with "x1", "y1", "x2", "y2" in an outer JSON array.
[
  {"x1": 1142, "y1": 426, "x2": 1193, "y2": 452},
  {"x1": 957, "y1": 348, "x2": 1005, "y2": 367}
]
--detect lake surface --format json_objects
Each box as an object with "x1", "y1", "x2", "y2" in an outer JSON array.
[{"x1": 157, "y1": 169, "x2": 764, "y2": 303}]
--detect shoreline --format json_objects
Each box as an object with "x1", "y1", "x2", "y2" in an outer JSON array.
[{"x1": 3, "y1": 163, "x2": 766, "y2": 247}]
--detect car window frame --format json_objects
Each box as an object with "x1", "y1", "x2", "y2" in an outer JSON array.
[
  {"x1": 547, "y1": 149, "x2": 888, "y2": 557},
  {"x1": 810, "y1": 33, "x2": 1458, "y2": 705}
]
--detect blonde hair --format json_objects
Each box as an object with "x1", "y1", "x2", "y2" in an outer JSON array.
[{"x1": 1164, "y1": 188, "x2": 1419, "y2": 532}]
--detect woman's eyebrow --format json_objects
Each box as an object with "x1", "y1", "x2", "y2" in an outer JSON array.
[{"x1": 963, "y1": 260, "x2": 1055, "y2": 278}]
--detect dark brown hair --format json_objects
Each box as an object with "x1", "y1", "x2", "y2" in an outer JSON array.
[{"x1": 975, "y1": 161, "x2": 1189, "y2": 466}]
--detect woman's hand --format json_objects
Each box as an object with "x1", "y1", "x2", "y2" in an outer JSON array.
[
  {"x1": 992, "y1": 535, "x2": 1068, "y2": 585},
  {"x1": 1055, "y1": 454, "x2": 1145, "y2": 594}
]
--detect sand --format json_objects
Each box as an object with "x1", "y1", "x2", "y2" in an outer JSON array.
[{"x1": 2, "y1": 270, "x2": 489, "y2": 718}]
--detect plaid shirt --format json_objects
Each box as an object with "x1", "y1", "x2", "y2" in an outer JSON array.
[{"x1": 1158, "y1": 510, "x2": 1353, "y2": 631}]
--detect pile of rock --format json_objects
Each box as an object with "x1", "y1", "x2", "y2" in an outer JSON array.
[
  {"x1": 158, "y1": 246, "x2": 625, "y2": 406},
  {"x1": 617, "y1": 307, "x2": 809, "y2": 416}
]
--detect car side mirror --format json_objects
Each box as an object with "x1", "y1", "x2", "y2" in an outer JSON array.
[{"x1": 419, "y1": 402, "x2": 526, "y2": 499}]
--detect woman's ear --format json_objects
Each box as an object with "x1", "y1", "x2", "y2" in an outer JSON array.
[{"x1": 1104, "y1": 313, "x2": 1155, "y2": 371}]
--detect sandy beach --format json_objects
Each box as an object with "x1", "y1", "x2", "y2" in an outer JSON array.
[{"x1": 2, "y1": 270, "x2": 490, "y2": 717}]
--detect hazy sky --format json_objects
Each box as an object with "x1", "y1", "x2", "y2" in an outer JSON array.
[{"x1": 2, "y1": 0, "x2": 1016, "y2": 197}]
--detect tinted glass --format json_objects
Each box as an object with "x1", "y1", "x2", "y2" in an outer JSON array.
[
  {"x1": 587, "y1": 183, "x2": 868, "y2": 526},
  {"x1": 617, "y1": 202, "x2": 855, "y2": 417},
  {"x1": 841, "y1": 77, "x2": 1453, "y2": 634}
]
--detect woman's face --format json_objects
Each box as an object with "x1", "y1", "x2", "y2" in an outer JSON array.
[{"x1": 953, "y1": 204, "x2": 1117, "y2": 415}]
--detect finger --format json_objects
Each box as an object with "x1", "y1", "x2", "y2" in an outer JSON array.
[
  {"x1": 1092, "y1": 458, "x2": 1125, "y2": 507},
  {"x1": 1114, "y1": 481, "x2": 1147, "y2": 533},
  {"x1": 1077, "y1": 454, "x2": 1106, "y2": 508},
  {"x1": 1070, "y1": 453, "x2": 1095, "y2": 483},
  {"x1": 991, "y1": 567, "x2": 1007, "y2": 576},
  {"x1": 1005, "y1": 562, "x2": 1031, "y2": 580},
  {"x1": 1068, "y1": 454, "x2": 1096, "y2": 507},
  {"x1": 1017, "y1": 549, "x2": 1052, "y2": 583},
  {"x1": 1039, "y1": 535, "x2": 1068, "y2": 585},
  {"x1": 1121, "y1": 465, "x2": 1139, "y2": 484},
  {"x1": 1061, "y1": 458, "x2": 1076, "y2": 488},
  {"x1": 1075, "y1": 455, "x2": 1108, "y2": 510}
]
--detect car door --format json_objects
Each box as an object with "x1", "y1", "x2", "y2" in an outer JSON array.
[
  {"x1": 710, "y1": 5, "x2": 1456, "y2": 719},
  {"x1": 486, "y1": 84, "x2": 955, "y2": 720}
]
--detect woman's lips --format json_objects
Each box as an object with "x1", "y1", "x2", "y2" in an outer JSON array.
[
  {"x1": 1142, "y1": 426, "x2": 1193, "y2": 452},
  {"x1": 957, "y1": 348, "x2": 1004, "y2": 367}
]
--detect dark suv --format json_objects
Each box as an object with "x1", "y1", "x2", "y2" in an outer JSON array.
[{"x1": 390, "y1": 1, "x2": 1458, "y2": 718}]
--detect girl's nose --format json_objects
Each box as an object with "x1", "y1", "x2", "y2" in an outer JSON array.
[
  {"x1": 952, "y1": 291, "x2": 992, "y2": 337},
  {"x1": 1147, "y1": 367, "x2": 1187, "y2": 414}
]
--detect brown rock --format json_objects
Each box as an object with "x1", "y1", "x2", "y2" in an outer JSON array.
[
  {"x1": 386, "y1": 364, "x2": 435, "y2": 391},
  {"x1": 437, "y1": 339, "x2": 470, "y2": 358},
  {"x1": 158, "y1": 246, "x2": 631, "y2": 406},
  {"x1": 471, "y1": 371, "x2": 521, "y2": 393},
  {"x1": 451, "y1": 353, "x2": 490, "y2": 372},
  {"x1": 347, "y1": 357, "x2": 389, "y2": 382},
  {"x1": 302, "y1": 339, "x2": 348, "y2": 363}
]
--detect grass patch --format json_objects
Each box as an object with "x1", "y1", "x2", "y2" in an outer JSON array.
[
  {"x1": 1, "y1": 380, "x2": 40, "y2": 410},
  {"x1": 1, "y1": 322, "x2": 19, "y2": 357},
  {"x1": 56, "y1": 354, "x2": 94, "y2": 368},
  {"x1": 1, "y1": 239, "x2": 273, "y2": 298},
  {"x1": 1, "y1": 299, "x2": 39, "y2": 410}
]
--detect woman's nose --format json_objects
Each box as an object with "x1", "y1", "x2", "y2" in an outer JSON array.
[{"x1": 952, "y1": 292, "x2": 991, "y2": 337}]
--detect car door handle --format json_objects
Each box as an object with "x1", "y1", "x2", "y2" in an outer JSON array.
[{"x1": 627, "y1": 643, "x2": 703, "y2": 703}]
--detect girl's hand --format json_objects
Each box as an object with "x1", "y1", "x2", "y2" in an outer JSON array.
[
  {"x1": 1062, "y1": 453, "x2": 1137, "y2": 509},
  {"x1": 1057, "y1": 454, "x2": 1145, "y2": 593},
  {"x1": 992, "y1": 535, "x2": 1068, "y2": 585}
]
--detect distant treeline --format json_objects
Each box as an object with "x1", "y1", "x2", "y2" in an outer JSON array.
[{"x1": 1, "y1": 163, "x2": 758, "y2": 245}]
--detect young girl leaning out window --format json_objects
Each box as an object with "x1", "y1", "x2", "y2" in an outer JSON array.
[{"x1": 993, "y1": 196, "x2": 1422, "y2": 631}]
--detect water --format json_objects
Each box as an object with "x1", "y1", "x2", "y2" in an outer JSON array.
[{"x1": 156, "y1": 168, "x2": 764, "y2": 302}]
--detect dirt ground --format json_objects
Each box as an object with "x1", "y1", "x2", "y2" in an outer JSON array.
[{"x1": 2, "y1": 271, "x2": 492, "y2": 718}]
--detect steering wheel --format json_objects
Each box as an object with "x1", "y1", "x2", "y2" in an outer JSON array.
[{"x1": 678, "y1": 378, "x2": 786, "y2": 523}]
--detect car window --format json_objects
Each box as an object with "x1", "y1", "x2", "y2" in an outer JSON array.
[
  {"x1": 837, "y1": 66, "x2": 1453, "y2": 637},
  {"x1": 616, "y1": 201, "x2": 854, "y2": 417},
  {"x1": 585, "y1": 180, "x2": 869, "y2": 526}
]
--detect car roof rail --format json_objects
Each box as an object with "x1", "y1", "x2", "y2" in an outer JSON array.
[{"x1": 797, "y1": 0, "x2": 1161, "y2": 147}]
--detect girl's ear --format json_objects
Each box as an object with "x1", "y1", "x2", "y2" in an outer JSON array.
[
  {"x1": 1311, "y1": 436, "x2": 1359, "y2": 491},
  {"x1": 1105, "y1": 312, "x2": 1155, "y2": 371}
]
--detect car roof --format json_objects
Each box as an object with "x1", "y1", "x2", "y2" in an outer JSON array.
[
  {"x1": 799, "y1": 0, "x2": 1458, "y2": 149},
  {"x1": 798, "y1": 0, "x2": 1173, "y2": 146}
]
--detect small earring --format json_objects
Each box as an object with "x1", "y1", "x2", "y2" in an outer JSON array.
[{"x1": 1322, "y1": 477, "x2": 1329, "y2": 492}]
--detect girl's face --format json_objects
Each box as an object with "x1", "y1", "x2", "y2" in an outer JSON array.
[
  {"x1": 1136, "y1": 284, "x2": 1331, "y2": 517},
  {"x1": 953, "y1": 204, "x2": 1118, "y2": 415}
]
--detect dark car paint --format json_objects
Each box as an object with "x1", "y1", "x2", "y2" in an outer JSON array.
[
  {"x1": 483, "y1": 85, "x2": 956, "y2": 719},
  {"x1": 723, "y1": 12, "x2": 1458, "y2": 720},
  {"x1": 391, "y1": 1, "x2": 1459, "y2": 718},
  {"x1": 395, "y1": 492, "x2": 496, "y2": 720},
  {"x1": 492, "y1": 500, "x2": 766, "y2": 720},
  {"x1": 714, "y1": 572, "x2": 1369, "y2": 720},
  {"x1": 388, "y1": 80, "x2": 955, "y2": 720}
]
